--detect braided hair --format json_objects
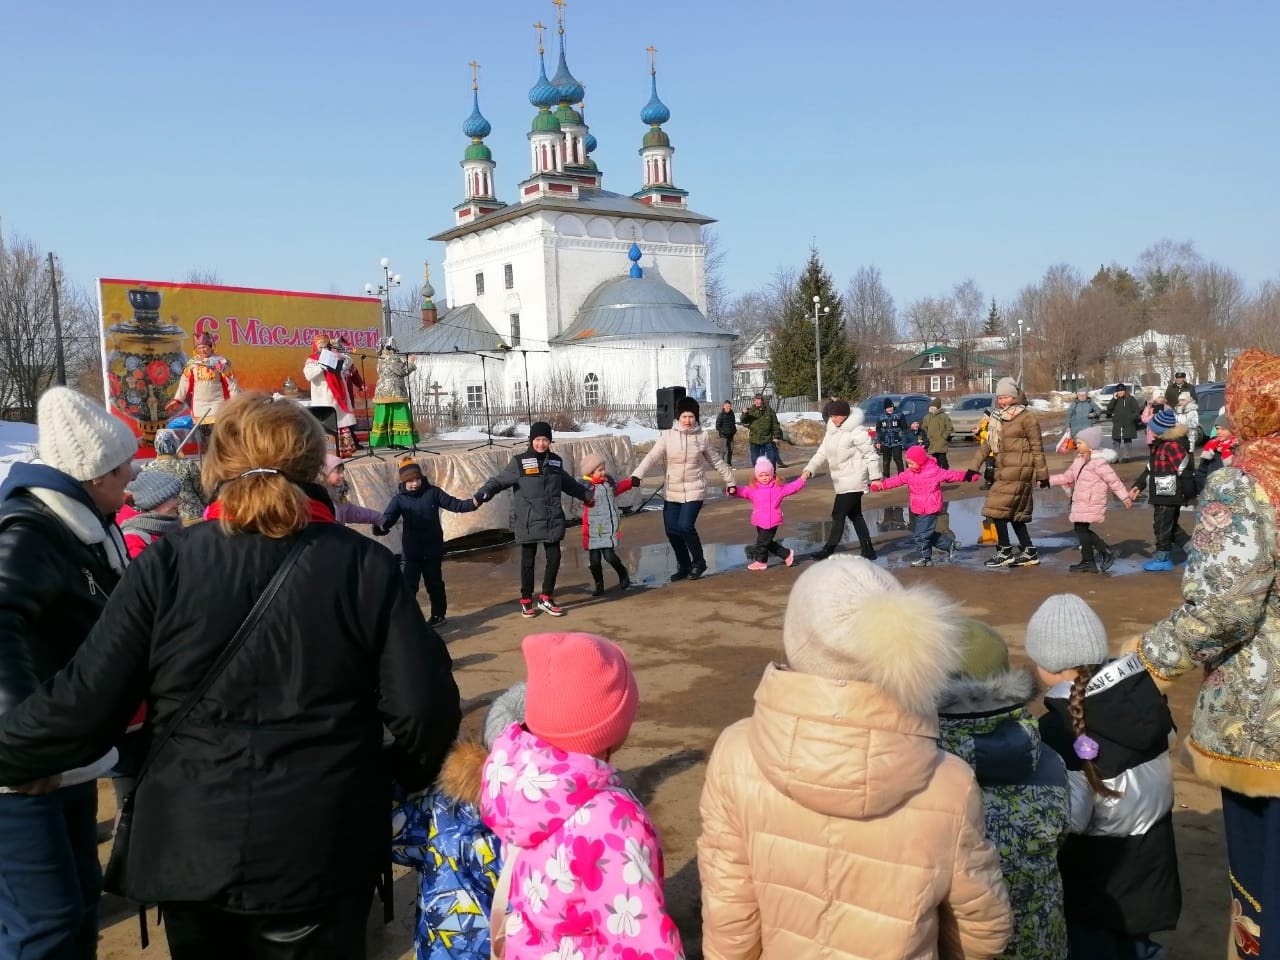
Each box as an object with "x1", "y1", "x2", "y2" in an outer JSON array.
[{"x1": 1068, "y1": 665, "x2": 1120, "y2": 798}]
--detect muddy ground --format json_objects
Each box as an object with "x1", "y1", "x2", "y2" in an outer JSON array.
[{"x1": 95, "y1": 435, "x2": 1226, "y2": 959}]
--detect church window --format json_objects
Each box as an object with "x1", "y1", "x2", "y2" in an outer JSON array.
[
  {"x1": 584, "y1": 372, "x2": 600, "y2": 405},
  {"x1": 504, "y1": 264, "x2": 514, "y2": 289},
  {"x1": 465, "y1": 384, "x2": 484, "y2": 411},
  {"x1": 509, "y1": 314, "x2": 521, "y2": 347},
  {"x1": 475, "y1": 272, "x2": 485, "y2": 296}
]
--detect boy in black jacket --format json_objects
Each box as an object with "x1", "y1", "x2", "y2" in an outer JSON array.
[
  {"x1": 1129, "y1": 408, "x2": 1193, "y2": 572},
  {"x1": 374, "y1": 458, "x2": 477, "y2": 626},
  {"x1": 714, "y1": 401, "x2": 737, "y2": 466},
  {"x1": 474, "y1": 421, "x2": 594, "y2": 618}
]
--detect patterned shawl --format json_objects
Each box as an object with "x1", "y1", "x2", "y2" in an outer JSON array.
[{"x1": 1227, "y1": 349, "x2": 1280, "y2": 508}]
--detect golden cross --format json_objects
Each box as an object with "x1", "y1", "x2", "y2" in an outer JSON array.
[
  {"x1": 646, "y1": 44, "x2": 658, "y2": 74},
  {"x1": 552, "y1": 0, "x2": 566, "y2": 32},
  {"x1": 423, "y1": 260, "x2": 431, "y2": 280},
  {"x1": 468, "y1": 60, "x2": 480, "y2": 90},
  {"x1": 532, "y1": 20, "x2": 546, "y2": 52}
]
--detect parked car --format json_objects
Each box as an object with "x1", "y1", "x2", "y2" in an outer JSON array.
[
  {"x1": 1196, "y1": 382, "x2": 1226, "y2": 446},
  {"x1": 858, "y1": 394, "x2": 932, "y2": 444},
  {"x1": 946, "y1": 393, "x2": 995, "y2": 441}
]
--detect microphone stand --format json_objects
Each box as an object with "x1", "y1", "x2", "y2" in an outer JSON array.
[
  {"x1": 347, "y1": 351, "x2": 384, "y2": 461},
  {"x1": 398, "y1": 352, "x2": 435, "y2": 455},
  {"x1": 450, "y1": 347, "x2": 509, "y2": 452}
]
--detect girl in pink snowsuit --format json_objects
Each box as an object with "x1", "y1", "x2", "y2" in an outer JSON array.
[
  {"x1": 480, "y1": 632, "x2": 685, "y2": 960},
  {"x1": 732, "y1": 457, "x2": 807, "y2": 570},
  {"x1": 871, "y1": 445, "x2": 979, "y2": 566},
  {"x1": 1047, "y1": 425, "x2": 1133, "y2": 573}
]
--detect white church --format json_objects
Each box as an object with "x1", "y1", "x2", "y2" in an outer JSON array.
[{"x1": 393, "y1": 16, "x2": 735, "y2": 417}]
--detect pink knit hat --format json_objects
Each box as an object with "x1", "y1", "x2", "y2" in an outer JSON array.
[
  {"x1": 522, "y1": 633, "x2": 639, "y2": 756},
  {"x1": 754, "y1": 456, "x2": 775, "y2": 475},
  {"x1": 904, "y1": 445, "x2": 929, "y2": 466}
]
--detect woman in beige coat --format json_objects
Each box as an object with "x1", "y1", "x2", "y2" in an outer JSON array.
[
  {"x1": 699, "y1": 557, "x2": 1012, "y2": 960},
  {"x1": 632, "y1": 397, "x2": 736, "y2": 581}
]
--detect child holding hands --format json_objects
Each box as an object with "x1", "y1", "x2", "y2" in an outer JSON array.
[
  {"x1": 579, "y1": 453, "x2": 634, "y2": 595},
  {"x1": 870, "y1": 444, "x2": 979, "y2": 566},
  {"x1": 1047, "y1": 426, "x2": 1133, "y2": 574},
  {"x1": 733, "y1": 457, "x2": 806, "y2": 569}
]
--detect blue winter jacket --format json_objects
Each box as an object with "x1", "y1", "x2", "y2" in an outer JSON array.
[{"x1": 378, "y1": 482, "x2": 477, "y2": 558}]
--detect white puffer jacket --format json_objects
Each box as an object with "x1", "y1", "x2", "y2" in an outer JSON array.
[
  {"x1": 633, "y1": 422, "x2": 735, "y2": 504},
  {"x1": 803, "y1": 408, "x2": 882, "y2": 493}
]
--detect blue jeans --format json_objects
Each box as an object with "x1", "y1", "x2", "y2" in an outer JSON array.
[
  {"x1": 663, "y1": 500, "x2": 704, "y2": 570},
  {"x1": 0, "y1": 782, "x2": 100, "y2": 960},
  {"x1": 913, "y1": 512, "x2": 954, "y2": 559},
  {"x1": 748, "y1": 443, "x2": 779, "y2": 469}
]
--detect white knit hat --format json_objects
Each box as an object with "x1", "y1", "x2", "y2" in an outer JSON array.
[
  {"x1": 1024, "y1": 594, "x2": 1108, "y2": 673},
  {"x1": 782, "y1": 557, "x2": 962, "y2": 717},
  {"x1": 37, "y1": 387, "x2": 138, "y2": 482}
]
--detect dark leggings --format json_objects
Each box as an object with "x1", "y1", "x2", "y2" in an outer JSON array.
[
  {"x1": 1073, "y1": 521, "x2": 1109, "y2": 563},
  {"x1": 588, "y1": 547, "x2": 628, "y2": 583},
  {"x1": 993, "y1": 518, "x2": 1033, "y2": 549},
  {"x1": 880, "y1": 447, "x2": 904, "y2": 477},
  {"x1": 520, "y1": 542, "x2": 561, "y2": 599},
  {"x1": 827, "y1": 492, "x2": 871, "y2": 547},
  {"x1": 1153, "y1": 504, "x2": 1190, "y2": 553},
  {"x1": 754, "y1": 526, "x2": 790, "y2": 562}
]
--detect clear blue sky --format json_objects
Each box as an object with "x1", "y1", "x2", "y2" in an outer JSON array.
[{"x1": 3, "y1": 0, "x2": 1276, "y2": 311}]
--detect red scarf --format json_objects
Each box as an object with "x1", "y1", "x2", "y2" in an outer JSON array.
[
  {"x1": 309, "y1": 351, "x2": 351, "y2": 414},
  {"x1": 206, "y1": 499, "x2": 336, "y2": 525}
]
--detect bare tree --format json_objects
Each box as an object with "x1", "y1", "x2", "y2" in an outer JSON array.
[
  {"x1": 1242, "y1": 279, "x2": 1280, "y2": 354},
  {"x1": 1184, "y1": 262, "x2": 1245, "y2": 380},
  {"x1": 0, "y1": 231, "x2": 101, "y2": 417},
  {"x1": 184, "y1": 269, "x2": 222, "y2": 285},
  {"x1": 843, "y1": 266, "x2": 897, "y2": 394},
  {"x1": 902, "y1": 296, "x2": 954, "y2": 348},
  {"x1": 703, "y1": 229, "x2": 729, "y2": 328},
  {"x1": 950, "y1": 278, "x2": 985, "y2": 384}
]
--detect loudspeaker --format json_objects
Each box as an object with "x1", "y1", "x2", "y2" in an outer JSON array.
[
  {"x1": 655, "y1": 386, "x2": 686, "y2": 431},
  {"x1": 307, "y1": 405, "x2": 339, "y2": 455}
]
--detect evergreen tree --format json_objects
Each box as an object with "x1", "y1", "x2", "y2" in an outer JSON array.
[
  {"x1": 982, "y1": 298, "x2": 1005, "y2": 336},
  {"x1": 769, "y1": 247, "x2": 859, "y2": 399}
]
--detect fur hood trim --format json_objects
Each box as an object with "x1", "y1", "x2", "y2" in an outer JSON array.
[
  {"x1": 1094, "y1": 447, "x2": 1119, "y2": 463},
  {"x1": 937, "y1": 668, "x2": 1036, "y2": 714},
  {"x1": 1157, "y1": 423, "x2": 1190, "y2": 441},
  {"x1": 436, "y1": 740, "x2": 488, "y2": 807}
]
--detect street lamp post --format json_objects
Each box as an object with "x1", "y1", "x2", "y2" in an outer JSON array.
[
  {"x1": 1016, "y1": 316, "x2": 1025, "y2": 387},
  {"x1": 364, "y1": 257, "x2": 401, "y2": 340},
  {"x1": 812, "y1": 295, "x2": 830, "y2": 402}
]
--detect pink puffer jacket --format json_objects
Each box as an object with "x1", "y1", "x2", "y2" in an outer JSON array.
[
  {"x1": 732, "y1": 476, "x2": 806, "y2": 529},
  {"x1": 1048, "y1": 452, "x2": 1131, "y2": 524},
  {"x1": 874, "y1": 458, "x2": 973, "y2": 515}
]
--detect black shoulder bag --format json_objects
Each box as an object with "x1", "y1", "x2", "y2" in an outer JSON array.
[{"x1": 103, "y1": 533, "x2": 311, "y2": 897}]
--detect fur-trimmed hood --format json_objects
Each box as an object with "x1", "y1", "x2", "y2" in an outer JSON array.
[
  {"x1": 1154, "y1": 423, "x2": 1190, "y2": 442},
  {"x1": 435, "y1": 740, "x2": 487, "y2": 808},
  {"x1": 937, "y1": 668, "x2": 1035, "y2": 715}
]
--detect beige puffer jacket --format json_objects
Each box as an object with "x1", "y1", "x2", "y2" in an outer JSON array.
[
  {"x1": 699, "y1": 664, "x2": 1012, "y2": 960},
  {"x1": 633, "y1": 422, "x2": 736, "y2": 503}
]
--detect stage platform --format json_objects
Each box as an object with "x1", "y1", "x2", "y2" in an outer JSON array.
[{"x1": 341, "y1": 436, "x2": 642, "y2": 555}]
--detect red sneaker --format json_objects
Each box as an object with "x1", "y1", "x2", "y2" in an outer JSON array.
[
  {"x1": 520, "y1": 598, "x2": 537, "y2": 618},
  {"x1": 537, "y1": 595, "x2": 565, "y2": 617}
]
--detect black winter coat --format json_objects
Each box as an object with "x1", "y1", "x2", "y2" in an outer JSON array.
[
  {"x1": 714, "y1": 409, "x2": 737, "y2": 438},
  {"x1": 0, "y1": 491, "x2": 122, "y2": 716},
  {"x1": 475, "y1": 448, "x2": 592, "y2": 544},
  {"x1": 378, "y1": 482, "x2": 477, "y2": 558},
  {"x1": 0, "y1": 517, "x2": 461, "y2": 913},
  {"x1": 1106, "y1": 394, "x2": 1143, "y2": 441}
]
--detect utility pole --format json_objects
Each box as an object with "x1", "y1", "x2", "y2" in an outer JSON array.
[{"x1": 47, "y1": 252, "x2": 67, "y2": 386}]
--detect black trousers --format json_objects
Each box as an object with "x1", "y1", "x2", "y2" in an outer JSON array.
[
  {"x1": 880, "y1": 447, "x2": 904, "y2": 477},
  {"x1": 402, "y1": 554, "x2": 446, "y2": 619},
  {"x1": 588, "y1": 547, "x2": 628, "y2": 584},
  {"x1": 720, "y1": 435, "x2": 734, "y2": 465},
  {"x1": 1073, "y1": 521, "x2": 1109, "y2": 563},
  {"x1": 163, "y1": 889, "x2": 372, "y2": 960},
  {"x1": 827, "y1": 492, "x2": 871, "y2": 547},
  {"x1": 754, "y1": 526, "x2": 790, "y2": 562},
  {"x1": 520, "y1": 541, "x2": 561, "y2": 599},
  {"x1": 993, "y1": 518, "x2": 1033, "y2": 548},
  {"x1": 933, "y1": 451, "x2": 950, "y2": 469},
  {"x1": 1153, "y1": 504, "x2": 1190, "y2": 553}
]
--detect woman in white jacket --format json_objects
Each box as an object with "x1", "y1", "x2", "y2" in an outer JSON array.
[
  {"x1": 632, "y1": 397, "x2": 736, "y2": 581},
  {"x1": 802, "y1": 400, "x2": 882, "y2": 560}
]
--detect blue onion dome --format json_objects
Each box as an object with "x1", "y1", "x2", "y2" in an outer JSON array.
[
  {"x1": 462, "y1": 90, "x2": 491, "y2": 140},
  {"x1": 464, "y1": 141, "x2": 492, "y2": 161},
  {"x1": 642, "y1": 127, "x2": 671, "y2": 149},
  {"x1": 640, "y1": 72, "x2": 671, "y2": 126},
  {"x1": 628, "y1": 242, "x2": 642, "y2": 263},
  {"x1": 551, "y1": 39, "x2": 585, "y2": 105},
  {"x1": 530, "y1": 109, "x2": 562, "y2": 134},
  {"x1": 584, "y1": 129, "x2": 598, "y2": 154},
  {"x1": 628, "y1": 242, "x2": 643, "y2": 278},
  {"x1": 528, "y1": 53, "x2": 559, "y2": 109}
]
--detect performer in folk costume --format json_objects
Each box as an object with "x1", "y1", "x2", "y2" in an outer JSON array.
[
  {"x1": 370, "y1": 339, "x2": 417, "y2": 449},
  {"x1": 165, "y1": 331, "x2": 239, "y2": 438},
  {"x1": 304, "y1": 333, "x2": 364, "y2": 457}
]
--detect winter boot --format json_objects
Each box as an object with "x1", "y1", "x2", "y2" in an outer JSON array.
[
  {"x1": 1068, "y1": 560, "x2": 1099, "y2": 573},
  {"x1": 984, "y1": 546, "x2": 1016, "y2": 568},
  {"x1": 813, "y1": 544, "x2": 836, "y2": 561},
  {"x1": 617, "y1": 570, "x2": 631, "y2": 590},
  {"x1": 859, "y1": 540, "x2": 877, "y2": 560},
  {"x1": 1143, "y1": 551, "x2": 1175, "y2": 572},
  {"x1": 590, "y1": 576, "x2": 605, "y2": 597},
  {"x1": 910, "y1": 556, "x2": 933, "y2": 567},
  {"x1": 1009, "y1": 547, "x2": 1041, "y2": 567},
  {"x1": 1098, "y1": 544, "x2": 1117, "y2": 572}
]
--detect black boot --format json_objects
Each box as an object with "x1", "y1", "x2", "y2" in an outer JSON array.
[
  {"x1": 859, "y1": 540, "x2": 877, "y2": 560},
  {"x1": 591, "y1": 577, "x2": 605, "y2": 597},
  {"x1": 813, "y1": 544, "x2": 835, "y2": 561}
]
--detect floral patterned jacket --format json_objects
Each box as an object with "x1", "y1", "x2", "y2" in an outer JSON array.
[
  {"x1": 1140, "y1": 466, "x2": 1280, "y2": 797},
  {"x1": 937, "y1": 671, "x2": 1070, "y2": 960},
  {"x1": 480, "y1": 724, "x2": 685, "y2": 960}
]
